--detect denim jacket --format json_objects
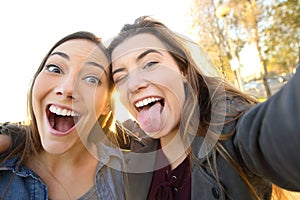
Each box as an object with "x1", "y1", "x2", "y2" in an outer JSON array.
[{"x1": 0, "y1": 143, "x2": 125, "y2": 200}]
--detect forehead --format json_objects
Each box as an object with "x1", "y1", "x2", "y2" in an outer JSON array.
[
  {"x1": 53, "y1": 39, "x2": 109, "y2": 66},
  {"x1": 111, "y1": 33, "x2": 167, "y2": 61}
]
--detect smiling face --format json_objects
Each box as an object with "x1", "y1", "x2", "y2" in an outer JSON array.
[
  {"x1": 111, "y1": 33, "x2": 186, "y2": 139},
  {"x1": 32, "y1": 39, "x2": 110, "y2": 154}
]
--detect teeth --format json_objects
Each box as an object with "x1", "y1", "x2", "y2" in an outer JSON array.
[
  {"x1": 49, "y1": 105, "x2": 79, "y2": 116},
  {"x1": 135, "y1": 97, "x2": 161, "y2": 108}
]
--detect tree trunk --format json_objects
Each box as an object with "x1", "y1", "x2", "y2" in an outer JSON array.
[{"x1": 249, "y1": 0, "x2": 272, "y2": 98}]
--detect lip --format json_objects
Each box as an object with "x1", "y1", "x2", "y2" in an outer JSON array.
[{"x1": 46, "y1": 104, "x2": 81, "y2": 136}]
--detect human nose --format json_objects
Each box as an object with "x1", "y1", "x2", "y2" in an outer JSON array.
[
  {"x1": 54, "y1": 75, "x2": 77, "y2": 100},
  {"x1": 127, "y1": 70, "x2": 149, "y2": 94}
]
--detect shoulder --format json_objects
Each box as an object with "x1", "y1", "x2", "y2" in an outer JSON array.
[
  {"x1": 0, "y1": 156, "x2": 47, "y2": 199},
  {"x1": 0, "y1": 122, "x2": 28, "y2": 140},
  {"x1": 0, "y1": 156, "x2": 33, "y2": 177},
  {"x1": 214, "y1": 93, "x2": 252, "y2": 115},
  {"x1": 210, "y1": 93, "x2": 253, "y2": 136},
  {"x1": 0, "y1": 156, "x2": 20, "y2": 168},
  {"x1": 0, "y1": 156, "x2": 42, "y2": 180},
  {"x1": 0, "y1": 122, "x2": 28, "y2": 158}
]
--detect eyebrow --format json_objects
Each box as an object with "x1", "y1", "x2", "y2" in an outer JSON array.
[
  {"x1": 112, "y1": 68, "x2": 124, "y2": 77},
  {"x1": 137, "y1": 49, "x2": 162, "y2": 61},
  {"x1": 112, "y1": 49, "x2": 162, "y2": 76},
  {"x1": 50, "y1": 52, "x2": 70, "y2": 60},
  {"x1": 86, "y1": 61, "x2": 108, "y2": 76},
  {"x1": 49, "y1": 52, "x2": 107, "y2": 76}
]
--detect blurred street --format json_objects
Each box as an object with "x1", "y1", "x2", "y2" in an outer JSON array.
[{"x1": 242, "y1": 74, "x2": 292, "y2": 100}]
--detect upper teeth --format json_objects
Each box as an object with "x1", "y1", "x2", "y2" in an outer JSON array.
[
  {"x1": 135, "y1": 97, "x2": 161, "y2": 108},
  {"x1": 49, "y1": 105, "x2": 78, "y2": 116}
]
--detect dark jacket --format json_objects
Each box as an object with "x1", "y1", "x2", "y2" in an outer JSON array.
[{"x1": 121, "y1": 67, "x2": 300, "y2": 200}]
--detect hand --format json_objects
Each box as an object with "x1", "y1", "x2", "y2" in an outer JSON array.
[{"x1": 0, "y1": 134, "x2": 10, "y2": 153}]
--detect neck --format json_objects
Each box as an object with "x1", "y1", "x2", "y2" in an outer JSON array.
[
  {"x1": 26, "y1": 144, "x2": 99, "y2": 199},
  {"x1": 40, "y1": 147, "x2": 94, "y2": 170},
  {"x1": 160, "y1": 129, "x2": 188, "y2": 170}
]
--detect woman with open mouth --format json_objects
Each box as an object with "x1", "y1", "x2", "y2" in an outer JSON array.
[
  {"x1": 108, "y1": 16, "x2": 300, "y2": 200},
  {"x1": 0, "y1": 31, "x2": 125, "y2": 200}
]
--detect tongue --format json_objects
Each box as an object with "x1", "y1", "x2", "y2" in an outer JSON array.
[
  {"x1": 54, "y1": 116, "x2": 75, "y2": 132},
  {"x1": 137, "y1": 102, "x2": 163, "y2": 133}
]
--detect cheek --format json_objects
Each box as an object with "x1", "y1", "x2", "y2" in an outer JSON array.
[
  {"x1": 177, "y1": 82, "x2": 186, "y2": 108},
  {"x1": 115, "y1": 85, "x2": 130, "y2": 109},
  {"x1": 32, "y1": 75, "x2": 48, "y2": 110},
  {"x1": 148, "y1": 66, "x2": 186, "y2": 105},
  {"x1": 92, "y1": 88, "x2": 110, "y2": 116},
  {"x1": 167, "y1": 84, "x2": 185, "y2": 116},
  {"x1": 32, "y1": 76, "x2": 43, "y2": 99},
  {"x1": 119, "y1": 91, "x2": 137, "y2": 118},
  {"x1": 33, "y1": 72, "x2": 55, "y2": 96},
  {"x1": 163, "y1": 71, "x2": 185, "y2": 107}
]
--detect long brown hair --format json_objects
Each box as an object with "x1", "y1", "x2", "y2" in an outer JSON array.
[{"x1": 108, "y1": 16, "x2": 273, "y2": 199}]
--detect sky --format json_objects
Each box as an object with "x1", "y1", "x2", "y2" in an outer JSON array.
[{"x1": 0, "y1": 0, "x2": 195, "y2": 122}]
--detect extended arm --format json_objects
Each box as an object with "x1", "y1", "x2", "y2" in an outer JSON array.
[{"x1": 235, "y1": 66, "x2": 300, "y2": 190}]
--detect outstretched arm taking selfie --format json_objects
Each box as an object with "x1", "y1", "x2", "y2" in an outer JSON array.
[{"x1": 235, "y1": 66, "x2": 300, "y2": 190}]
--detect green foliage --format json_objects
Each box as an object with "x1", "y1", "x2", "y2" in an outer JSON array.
[
  {"x1": 263, "y1": 0, "x2": 300, "y2": 74},
  {"x1": 190, "y1": 0, "x2": 299, "y2": 82}
]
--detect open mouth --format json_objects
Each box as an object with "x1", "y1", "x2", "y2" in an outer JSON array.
[
  {"x1": 47, "y1": 105, "x2": 80, "y2": 133},
  {"x1": 134, "y1": 96, "x2": 165, "y2": 133},
  {"x1": 134, "y1": 97, "x2": 165, "y2": 112}
]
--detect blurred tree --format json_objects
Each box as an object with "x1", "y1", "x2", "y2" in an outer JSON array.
[
  {"x1": 190, "y1": 0, "x2": 299, "y2": 98},
  {"x1": 263, "y1": 0, "x2": 300, "y2": 75},
  {"x1": 237, "y1": 0, "x2": 272, "y2": 97},
  {"x1": 190, "y1": 0, "x2": 236, "y2": 81}
]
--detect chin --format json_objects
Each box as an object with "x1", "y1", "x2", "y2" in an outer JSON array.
[
  {"x1": 146, "y1": 130, "x2": 167, "y2": 139},
  {"x1": 41, "y1": 140, "x2": 71, "y2": 154}
]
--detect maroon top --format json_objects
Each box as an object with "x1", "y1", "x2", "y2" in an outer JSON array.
[{"x1": 147, "y1": 145, "x2": 191, "y2": 200}]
